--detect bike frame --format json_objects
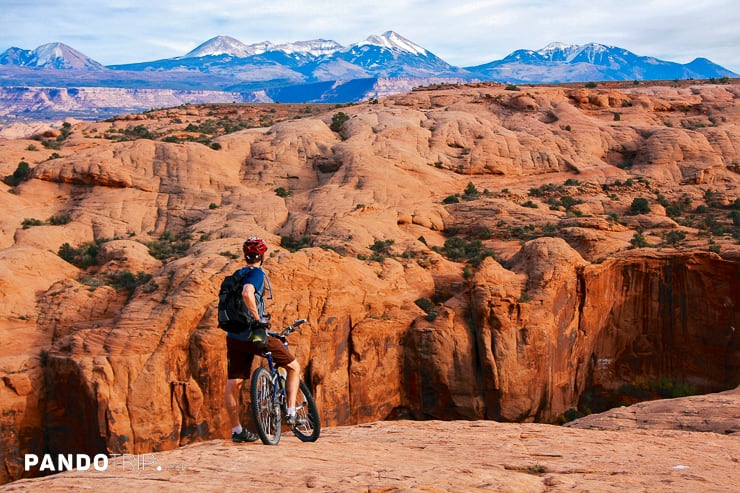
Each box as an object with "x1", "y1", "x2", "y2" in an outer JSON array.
[{"x1": 261, "y1": 319, "x2": 307, "y2": 418}]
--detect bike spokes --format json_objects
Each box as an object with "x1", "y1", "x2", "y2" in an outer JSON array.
[
  {"x1": 250, "y1": 367, "x2": 282, "y2": 445},
  {"x1": 290, "y1": 380, "x2": 321, "y2": 442}
]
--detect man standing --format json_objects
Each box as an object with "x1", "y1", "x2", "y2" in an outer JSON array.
[{"x1": 223, "y1": 237, "x2": 302, "y2": 442}]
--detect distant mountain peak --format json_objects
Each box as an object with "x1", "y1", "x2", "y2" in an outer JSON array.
[
  {"x1": 356, "y1": 31, "x2": 429, "y2": 56},
  {"x1": 0, "y1": 42, "x2": 105, "y2": 70},
  {"x1": 184, "y1": 35, "x2": 272, "y2": 58},
  {"x1": 272, "y1": 39, "x2": 343, "y2": 57}
]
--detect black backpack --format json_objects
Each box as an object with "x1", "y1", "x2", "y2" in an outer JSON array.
[{"x1": 217, "y1": 268, "x2": 256, "y2": 333}]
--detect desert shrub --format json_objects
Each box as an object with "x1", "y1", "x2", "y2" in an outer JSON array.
[
  {"x1": 145, "y1": 231, "x2": 192, "y2": 260},
  {"x1": 630, "y1": 231, "x2": 649, "y2": 248},
  {"x1": 629, "y1": 198, "x2": 650, "y2": 215},
  {"x1": 106, "y1": 270, "x2": 152, "y2": 292},
  {"x1": 730, "y1": 210, "x2": 740, "y2": 226},
  {"x1": 58, "y1": 241, "x2": 101, "y2": 269},
  {"x1": 21, "y1": 218, "x2": 44, "y2": 229},
  {"x1": 462, "y1": 182, "x2": 480, "y2": 201},
  {"x1": 274, "y1": 187, "x2": 292, "y2": 198},
  {"x1": 439, "y1": 237, "x2": 494, "y2": 266},
  {"x1": 368, "y1": 239, "x2": 395, "y2": 261},
  {"x1": 49, "y1": 213, "x2": 72, "y2": 225},
  {"x1": 280, "y1": 235, "x2": 311, "y2": 252},
  {"x1": 3, "y1": 161, "x2": 32, "y2": 186},
  {"x1": 619, "y1": 379, "x2": 697, "y2": 399},
  {"x1": 330, "y1": 112, "x2": 350, "y2": 132},
  {"x1": 664, "y1": 230, "x2": 686, "y2": 246}
]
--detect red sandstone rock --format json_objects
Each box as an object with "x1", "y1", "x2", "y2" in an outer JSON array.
[{"x1": 1, "y1": 82, "x2": 738, "y2": 485}]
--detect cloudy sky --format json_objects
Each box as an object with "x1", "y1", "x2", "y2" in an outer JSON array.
[{"x1": 2, "y1": 0, "x2": 739, "y2": 73}]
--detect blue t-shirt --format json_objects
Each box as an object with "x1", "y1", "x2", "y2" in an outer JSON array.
[{"x1": 227, "y1": 266, "x2": 268, "y2": 341}]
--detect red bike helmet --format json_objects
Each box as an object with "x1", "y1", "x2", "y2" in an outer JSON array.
[{"x1": 243, "y1": 237, "x2": 268, "y2": 260}]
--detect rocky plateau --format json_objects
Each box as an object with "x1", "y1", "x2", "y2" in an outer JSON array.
[{"x1": 0, "y1": 79, "x2": 738, "y2": 489}]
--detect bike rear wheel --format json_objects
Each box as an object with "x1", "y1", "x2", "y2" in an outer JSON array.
[
  {"x1": 290, "y1": 380, "x2": 321, "y2": 442},
  {"x1": 250, "y1": 367, "x2": 282, "y2": 445}
]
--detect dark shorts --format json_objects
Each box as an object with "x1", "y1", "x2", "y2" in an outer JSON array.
[{"x1": 226, "y1": 336, "x2": 296, "y2": 380}]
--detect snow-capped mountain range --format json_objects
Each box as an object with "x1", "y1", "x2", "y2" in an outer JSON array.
[
  {"x1": 3, "y1": 30, "x2": 735, "y2": 84},
  {"x1": 0, "y1": 31, "x2": 736, "y2": 119}
]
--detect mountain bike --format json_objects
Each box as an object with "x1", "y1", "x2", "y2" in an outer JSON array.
[{"x1": 250, "y1": 318, "x2": 321, "y2": 445}]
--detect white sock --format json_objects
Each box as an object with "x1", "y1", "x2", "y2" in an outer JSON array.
[
  {"x1": 287, "y1": 407, "x2": 295, "y2": 416},
  {"x1": 232, "y1": 424, "x2": 243, "y2": 434}
]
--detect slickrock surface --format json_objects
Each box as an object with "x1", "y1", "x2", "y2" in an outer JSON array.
[{"x1": 3, "y1": 400, "x2": 738, "y2": 492}]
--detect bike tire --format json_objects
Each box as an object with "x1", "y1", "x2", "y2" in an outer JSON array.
[
  {"x1": 250, "y1": 367, "x2": 281, "y2": 445},
  {"x1": 290, "y1": 380, "x2": 321, "y2": 442}
]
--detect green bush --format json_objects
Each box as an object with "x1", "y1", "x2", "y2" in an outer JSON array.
[
  {"x1": 440, "y1": 237, "x2": 494, "y2": 266},
  {"x1": 21, "y1": 218, "x2": 44, "y2": 229},
  {"x1": 630, "y1": 232, "x2": 649, "y2": 248},
  {"x1": 107, "y1": 270, "x2": 152, "y2": 292},
  {"x1": 280, "y1": 235, "x2": 311, "y2": 252},
  {"x1": 629, "y1": 198, "x2": 650, "y2": 215},
  {"x1": 3, "y1": 161, "x2": 32, "y2": 186},
  {"x1": 58, "y1": 241, "x2": 101, "y2": 269},
  {"x1": 49, "y1": 213, "x2": 72, "y2": 225},
  {"x1": 144, "y1": 231, "x2": 192, "y2": 260},
  {"x1": 330, "y1": 112, "x2": 350, "y2": 132},
  {"x1": 366, "y1": 239, "x2": 395, "y2": 261},
  {"x1": 664, "y1": 230, "x2": 686, "y2": 246},
  {"x1": 462, "y1": 182, "x2": 480, "y2": 201},
  {"x1": 274, "y1": 187, "x2": 293, "y2": 198}
]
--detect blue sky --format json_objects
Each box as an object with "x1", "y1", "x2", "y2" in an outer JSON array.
[{"x1": 2, "y1": 0, "x2": 739, "y2": 73}]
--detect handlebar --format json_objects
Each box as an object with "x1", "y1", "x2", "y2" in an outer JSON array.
[{"x1": 267, "y1": 318, "x2": 307, "y2": 339}]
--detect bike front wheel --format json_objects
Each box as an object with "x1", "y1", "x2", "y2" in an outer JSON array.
[
  {"x1": 290, "y1": 380, "x2": 321, "y2": 442},
  {"x1": 250, "y1": 367, "x2": 282, "y2": 445}
]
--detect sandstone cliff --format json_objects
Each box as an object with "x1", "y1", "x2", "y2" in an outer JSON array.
[{"x1": 0, "y1": 81, "x2": 738, "y2": 484}]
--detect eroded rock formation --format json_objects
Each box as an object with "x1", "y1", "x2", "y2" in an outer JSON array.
[{"x1": 1, "y1": 81, "x2": 738, "y2": 483}]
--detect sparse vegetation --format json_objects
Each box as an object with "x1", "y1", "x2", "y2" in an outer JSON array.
[
  {"x1": 144, "y1": 231, "x2": 192, "y2": 260},
  {"x1": 619, "y1": 378, "x2": 697, "y2": 400},
  {"x1": 629, "y1": 198, "x2": 650, "y2": 215},
  {"x1": 58, "y1": 241, "x2": 102, "y2": 269},
  {"x1": 106, "y1": 270, "x2": 153, "y2": 292},
  {"x1": 364, "y1": 239, "x2": 395, "y2": 262},
  {"x1": 280, "y1": 235, "x2": 312, "y2": 252},
  {"x1": 275, "y1": 187, "x2": 293, "y2": 198},
  {"x1": 3, "y1": 161, "x2": 32, "y2": 186},
  {"x1": 49, "y1": 213, "x2": 72, "y2": 225},
  {"x1": 437, "y1": 237, "x2": 494, "y2": 266},
  {"x1": 630, "y1": 231, "x2": 649, "y2": 248},
  {"x1": 21, "y1": 218, "x2": 44, "y2": 229},
  {"x1": 330, "y1": 112, "x2": 350, "y2": 132},
  {"x1": 414, "y1": 297, "x2": 437, "y2": 321}
]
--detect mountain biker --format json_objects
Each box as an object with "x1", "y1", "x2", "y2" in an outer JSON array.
[{"x1": 224, "y1": 236, "x2": 303, "y2": 442}]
